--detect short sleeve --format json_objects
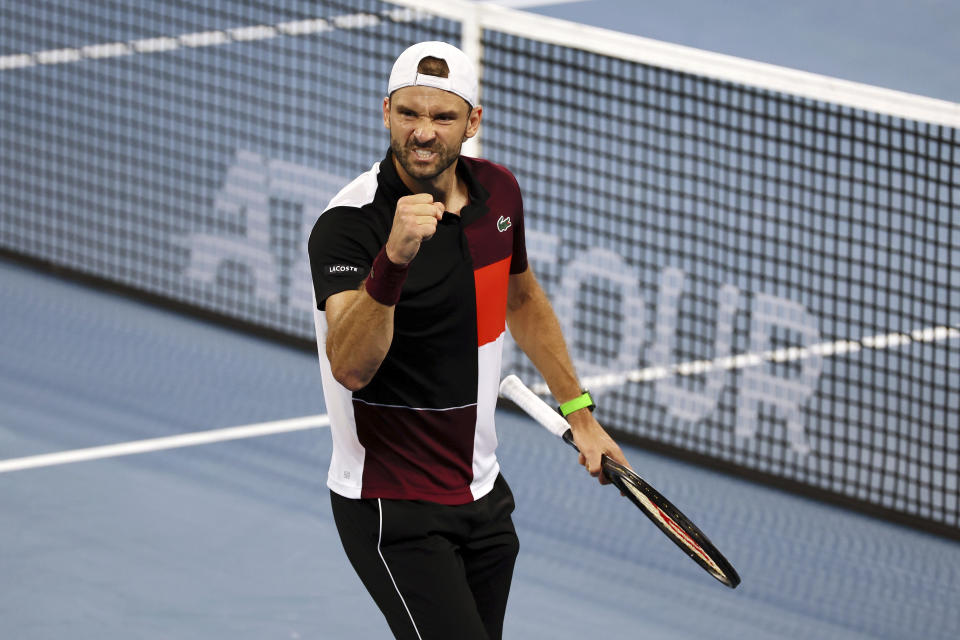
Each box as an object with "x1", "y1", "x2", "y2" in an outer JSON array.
[{"x1": 308, "y1": 206, "x2": 382, "y2": 310}]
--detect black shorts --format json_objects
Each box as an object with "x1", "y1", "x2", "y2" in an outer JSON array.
[{"x1": 330, "y1": 474, "x2": 520, "y2": 640}]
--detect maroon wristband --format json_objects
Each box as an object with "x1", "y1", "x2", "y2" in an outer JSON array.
[{"x1": 364, "y1": 247, "x2": 409, "y2": 306}]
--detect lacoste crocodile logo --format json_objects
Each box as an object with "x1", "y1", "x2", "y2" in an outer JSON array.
[{"x1": 497, "y1": 215, "x2": 511, "y2": 232}]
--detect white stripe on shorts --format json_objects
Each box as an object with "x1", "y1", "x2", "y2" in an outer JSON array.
[{"x1": 377, "y1": 498, "x2": 424, "y2": 640}]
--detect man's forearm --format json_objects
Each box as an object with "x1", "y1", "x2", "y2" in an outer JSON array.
[
  {"x1": 507, "y1": 269, "x2": 632, "y2": 478},
  {"x1": 506, "y1": 274, "x2": 583, "y2": 405},
  {"x1": 325, "y1": 288, "x2": 394, "y2": 391}
]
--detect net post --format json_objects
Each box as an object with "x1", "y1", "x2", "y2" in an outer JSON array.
[{"x1": 459, "y1": 2, "x2": 482, "y2": 158}]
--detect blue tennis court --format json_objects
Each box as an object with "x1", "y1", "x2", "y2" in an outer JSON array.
[
  {"x1": 3, "y1": 0, "x2": 959, "y2": 637},
  {"x1": 4, "y1": 260, "x2": 958, "y2": 639}
]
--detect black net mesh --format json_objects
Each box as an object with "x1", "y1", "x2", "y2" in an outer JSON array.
[
  {"x1": 1, "y1": 1, "x2": 957, "y2": 535},
  {"x1": 483, "y1": 34, "x2": 959, "y2": 532}
]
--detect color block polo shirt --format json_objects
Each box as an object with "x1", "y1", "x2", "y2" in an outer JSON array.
[{"x1": 308, "y1": 150, "x2": 527, "y2": 505}]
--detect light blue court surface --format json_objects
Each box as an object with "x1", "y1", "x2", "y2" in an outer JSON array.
[
  {"x1": 492, "y1": 0, "x2": 960, "y2": 103},
  {"x1": 2, "y1": 259, "x2": 959, "y2": 640}
]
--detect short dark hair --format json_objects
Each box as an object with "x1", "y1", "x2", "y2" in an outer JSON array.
[{"x1": 416, "y1": 56, "x2": 449, "y2": 78}]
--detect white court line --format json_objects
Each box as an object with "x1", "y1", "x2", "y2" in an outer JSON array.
[
  {"x1": 2, "y1": 325, "x2": 956, "y2": 472},
  {"x1": 0, "y1": 414, "x2": 330, "y2": 474},
  {"x1": 4, "y1": 1, "x2": 959, "y2": 127},
  {"x1": 531, "y1": 324, "x2": 960, "y2": 394},
  {"x1": 0, "y1": 0, "x2": 568, "y2": 74},
  {"x1": 0, "y1": 7, "x2": 430, "y2": 71},
  {"x1": 475, "y1": 0, "x2": 585, "y2": 7}
]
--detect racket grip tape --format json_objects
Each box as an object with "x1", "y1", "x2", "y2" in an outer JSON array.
[{"x1": 499, "y1": 375, "x2": 571, "y2": 439}]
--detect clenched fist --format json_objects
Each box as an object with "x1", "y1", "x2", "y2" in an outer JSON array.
[{"x1": 385, "y1": 193, "x2": 445, "y2": 265}]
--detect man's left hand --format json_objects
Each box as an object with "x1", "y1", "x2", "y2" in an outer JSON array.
[{"x1": 567, "y1": 409, "x2": 631, "y2": 484}]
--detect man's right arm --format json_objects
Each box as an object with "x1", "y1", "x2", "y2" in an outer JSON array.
[
  {"x1": 324, "y1": 287, "x2": 395, "y2": 391},
  {"x1": 323, "y1": 193, "x2": 444, "y2": 391}
]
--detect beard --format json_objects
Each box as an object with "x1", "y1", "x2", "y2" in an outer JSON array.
[{"x1": 390, "y1": 134, "x2": 463, "y2": 182}]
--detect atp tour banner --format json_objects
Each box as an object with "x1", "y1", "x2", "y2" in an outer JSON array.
[
  {"x1": 1, "y1": 143, "x2": 828, "y2": 454},
  {"x1": 2, "y1": 0, "x2": 957, "y2": 534}
]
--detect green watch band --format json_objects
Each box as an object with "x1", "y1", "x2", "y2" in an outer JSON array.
[{"x1": 558, "y1": 391, "x2": 595, "y2": 418}]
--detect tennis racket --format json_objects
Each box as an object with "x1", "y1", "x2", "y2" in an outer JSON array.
[{"x1": 499, "y1": 374, "x2": 741, "y2": 589}]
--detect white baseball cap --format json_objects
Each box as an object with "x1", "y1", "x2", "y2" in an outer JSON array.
[{"x1": 387, "y1": 41, "x2": 479, "y2": 107}]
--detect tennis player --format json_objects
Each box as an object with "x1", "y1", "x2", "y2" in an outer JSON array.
[{"x1": 308, "y1": 41, "x2": 630, "y2": 640}]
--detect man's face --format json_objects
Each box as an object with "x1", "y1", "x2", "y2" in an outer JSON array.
[{"x1": 383, "y1": 86, "x2": 481, "y2": 183}]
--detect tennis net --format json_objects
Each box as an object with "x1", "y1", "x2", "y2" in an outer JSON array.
[{"x1": 1, "y1": 0, "x2": 957, "y2": 537}]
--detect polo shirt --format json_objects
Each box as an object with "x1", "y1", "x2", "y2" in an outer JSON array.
[{"x1": 308, "y1": 149, "x2": 527, "y2": 505}]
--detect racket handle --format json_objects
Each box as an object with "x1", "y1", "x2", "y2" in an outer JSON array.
[{"x1": 499, "y1": 374, "x2": 570, "y2": 439}]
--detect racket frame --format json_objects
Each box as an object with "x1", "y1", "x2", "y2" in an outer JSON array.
[{"x1": 500, "y1": 374, "x2": 741, "y2": 589}]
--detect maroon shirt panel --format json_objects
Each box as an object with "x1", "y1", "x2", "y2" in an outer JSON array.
[{"x1": 354, "y1": 400, "x2": 478, "y2": 505}]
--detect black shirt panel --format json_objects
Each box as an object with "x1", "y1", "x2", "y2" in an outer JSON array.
[{"x1": 356, "y1": 212, "x2": 479, "y2": 409}]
